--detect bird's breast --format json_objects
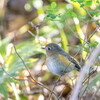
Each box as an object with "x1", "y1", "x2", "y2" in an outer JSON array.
[{"x1": 46, "y1": 56, "x2": 73, "y2": 76}]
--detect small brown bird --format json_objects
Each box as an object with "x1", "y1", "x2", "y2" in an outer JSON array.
[{"x1": 44, "y1": 43, "x2": 81, "y2": 76}]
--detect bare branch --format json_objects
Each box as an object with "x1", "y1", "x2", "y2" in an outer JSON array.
[
  {"x1": 69, "y1": 44, "x2": 100, "y2": 100},
  {"x1": 13, "y1": 31, "x2": 59, "y2": 100}
]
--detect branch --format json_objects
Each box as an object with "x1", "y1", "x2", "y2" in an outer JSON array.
[
  {"x1": 13, "y1": 31, "x2": 59, "y2": 100},
  {"x1": 69, "y1": 44, "x2": 100, "y2": 100}
]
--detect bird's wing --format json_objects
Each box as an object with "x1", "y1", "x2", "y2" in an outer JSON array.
[
  {"x1": 58, "y1": 54, "x2": 75, "y2": 68},
  {"x1": 59, "y1": 52, "x2": 81, "y2": 71},
  {"x1": 68, "y1": 56, "x2": 81, "y2": 71}
]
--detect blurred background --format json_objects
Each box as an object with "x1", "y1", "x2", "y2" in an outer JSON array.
[{"x1": 0, "y1": 0, "x2": 100, "y2": 100}]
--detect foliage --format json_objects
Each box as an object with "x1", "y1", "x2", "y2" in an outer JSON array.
[{"x1": 0, "y1": 0, "x2": 100, "y2": 99}]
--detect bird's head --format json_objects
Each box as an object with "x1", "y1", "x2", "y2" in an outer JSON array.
[{"x1": 43, "y1": 43, "x2": 63, "y2": 56}]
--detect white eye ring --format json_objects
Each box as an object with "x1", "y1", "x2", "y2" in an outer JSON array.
[{"x1": 47, "y1": 47, "x2": 51, "y2": 50}]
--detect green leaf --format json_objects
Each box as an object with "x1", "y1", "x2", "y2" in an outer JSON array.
[
  {"x1": 85, "y1": 0, "x2": 92, "y2": 7},
  {"x1": 89, "y1": 11, "x2": 99, "y2": 16},
  {"x1": 47, "y1": 6, "x2": 52, "y2": 10},
  {"x1": 0, "y1": 83, "x2": 8, "y2": 100},
  {"x1": 67, "y1": 10, "x2": 77, "y2": 17},
  {"x1": 87, "y1": 41, "x2": 99, "y2": 47},
  {"x1": 77, "y1": 0, "x2": 85, "y2": 3},
  {"x1": 80, "y1": 4, "x2": 85, "y2": 7},
  {"x1": 71, "y1": 12, "x2": 77, "y2": 17},
  {"x1": 47, "y1": 14, "x2": 57, "y2": 19},
  {"x1": 0, "y1": 38, "x2": 11, "y2": 56},
  {"x1": 50, "y1": 14, "x2": 57, "y2": 19},
  {"x1": 51, "y1": 2, "x2": 57, "y2": 9}
]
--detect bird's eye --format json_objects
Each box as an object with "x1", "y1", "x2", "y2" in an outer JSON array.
[{"x1": 47, "y1": 47, "x2": 51, "y2": 50}]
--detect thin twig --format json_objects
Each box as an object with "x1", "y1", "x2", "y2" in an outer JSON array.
[
  {"x1": 1, "y1": 65, "x2": 35, "y2": 83},
  {"x1": 69, "y1": 44, "x2": 100, "y2": 100},
  {"x1": 48, "y1": 76, "x2": 61, "y2": 100},
  {"x1": 13, "y1": 32, "x2": 36, "y2": 82},
  {"x1": 67, "y1": 21, "x2": 99, "y2": 59},
  {"x1": 2, "y1": 59, "x2": 58, "y2": 99},
  {"x1": 28, "y1": 30, "x2": 35, "y2": 37},
  {"x1": 81, "y1": 68, "x2": 93, "y2": 97},
  {"x1": 67, "y1": 74, "x2": 74, "y2": 87},
  {"x1": 83, "y1": 8, "x2": 94, "y2": 20},
  {"x1": 2, "y1": 65, "x2": 59, "y2": 98},
  {"x1": 90, "y1": 85, "x2": 100, "y2": 100},
  {"x1": 58, "y1": 86, "x2": 66, "y2": 98},
  {"x1": 13, "y1": 31, "x2": 59, "y2": 100}
]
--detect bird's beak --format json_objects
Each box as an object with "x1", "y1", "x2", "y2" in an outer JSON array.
[{"x1": 41, "y1": 46, "x2": 45, "y2": 49}]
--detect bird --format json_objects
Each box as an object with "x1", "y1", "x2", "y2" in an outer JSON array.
[{"x1": 43, "y1": 43, "x2": 81, "y2": 76}]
